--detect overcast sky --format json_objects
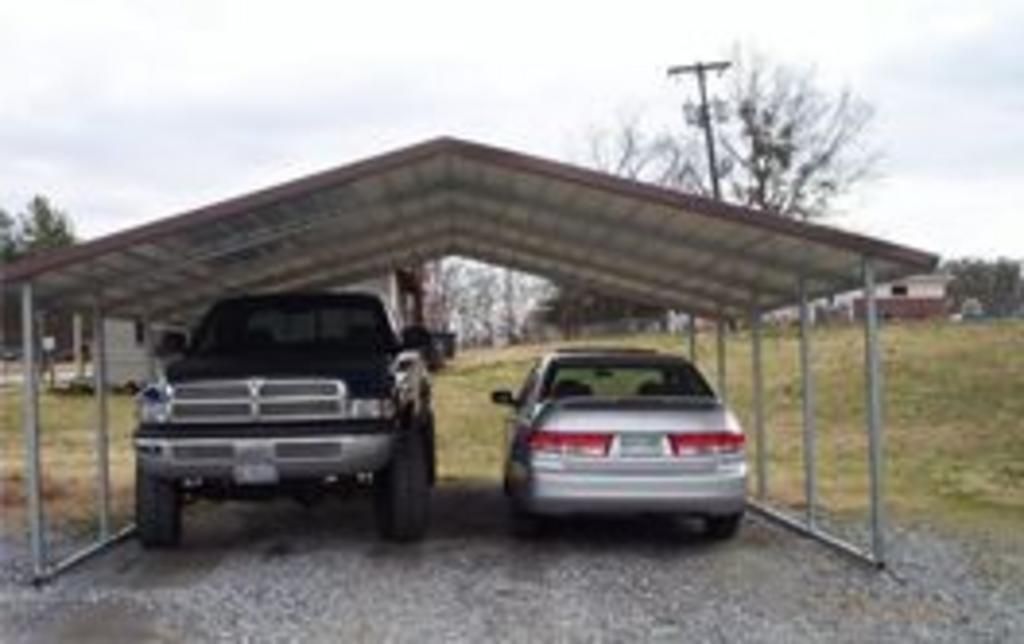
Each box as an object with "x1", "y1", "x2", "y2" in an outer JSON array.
[{"x1": 1, "y1": 0, "x2": 1021, "y2": 260}]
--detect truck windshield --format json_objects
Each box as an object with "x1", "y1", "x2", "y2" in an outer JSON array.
[{"x1": 190, "y1": 298, "x2": 398, "y2": 355}]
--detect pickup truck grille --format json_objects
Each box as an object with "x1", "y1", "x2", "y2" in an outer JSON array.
[
  {"x1": 260, "y1": 382, "x2": 339, "y2": 398},
  {"x1": 169, "y1": 379, "x2": 347, "y2": 424},
  {"x1": 259, "y1": 400, "x2": 343, "y2": 417},
  {"x1": 173, "y1": 402, "x2": 253, "y2": 419},
  {"x1": 174, "y1": 383, "x2": 250, "y2": 400}
]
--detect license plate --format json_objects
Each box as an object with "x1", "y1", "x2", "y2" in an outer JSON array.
[
  {"x1": 233, "y1": 463, "x2": 279, "y2": 485},
  {"x1": 619, "y1": 434, "x2": 664, "y2": 457},
  {"x1": 233, "y1": 443, "x2": 278, "y2": 485}
]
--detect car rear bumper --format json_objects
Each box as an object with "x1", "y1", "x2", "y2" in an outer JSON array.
[
  {"x1": 135, "y1": 433, "x2": 394, "y2": 481},
  {"x1": 519, "y1": 464, "x2": 747, "y2": 517}
]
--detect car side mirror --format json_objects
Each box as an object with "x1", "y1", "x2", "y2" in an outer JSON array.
[
  {"x1": 156, "y1": 331, "x2": 187, "y2": 358},
  {"x1": 491, "y1": 389, "x2": 516, "y2": 406},
  {"x1": 401, "y1": 325, "x2": 433, "y2": 351}
]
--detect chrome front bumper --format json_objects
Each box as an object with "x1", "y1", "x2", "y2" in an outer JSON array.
[{"x1": 135, "y1": 434, "x2": 394, "y2": 481}]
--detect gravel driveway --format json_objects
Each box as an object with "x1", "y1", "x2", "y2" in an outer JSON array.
[{"x1": 2, "y1": 482, "x2": 1022, "y2": 643}]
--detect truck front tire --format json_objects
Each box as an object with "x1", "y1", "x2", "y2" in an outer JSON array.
[
  {"x1": 374, "y1": 429, "x2": 430, "y2": 542},
  {"x1": 136, "y1": 463, "x2": 182, "y2": 548}
]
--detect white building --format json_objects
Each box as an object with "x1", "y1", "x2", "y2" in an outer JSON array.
[
  {"x1": 833, "y1": 273, "x2": 951, "y2": 322},
  {"x1": 765, "y1": 272, "x2": 952, "y2": 325}
]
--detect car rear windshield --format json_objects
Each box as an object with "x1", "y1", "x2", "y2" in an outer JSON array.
[
  {"x1": 542, "y1": 362, "x2": 714, "y2": 399},
  {"x1": 190, "y1": 299, "x2": 397, "y2": 355}
]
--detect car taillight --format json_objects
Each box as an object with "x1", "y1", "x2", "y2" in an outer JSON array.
[
  {"x1": 669, "y1": 432, "x2": 745, "y2": 456},
  {"x1": 528, "y1": 431, "x2": 612, "y2": 457}
]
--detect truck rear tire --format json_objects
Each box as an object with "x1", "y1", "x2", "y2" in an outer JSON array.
[
  {"x1": 136, "y1": 463, "x2": 182, "y2": 548},
  {"x1": 374, "y1": 430, "x2": 430, "y2": 542}
]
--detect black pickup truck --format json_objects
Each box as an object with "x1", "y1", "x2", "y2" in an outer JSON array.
[{"x1": 134, "y1": 293, "x2": 436, "y2": 547}]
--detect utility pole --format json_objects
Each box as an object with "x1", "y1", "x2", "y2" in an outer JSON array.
[{"x1": 667, "y1": 60, "x2": 731, "y2": 200}]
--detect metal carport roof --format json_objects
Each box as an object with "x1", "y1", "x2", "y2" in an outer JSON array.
[{"x1": 1, "y1": 136, "x2": 937, "y2": 323}]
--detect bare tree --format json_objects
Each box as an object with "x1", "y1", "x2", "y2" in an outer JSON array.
[
  {"x1": 716, "y1": 50, "x2": 877, "y2": 219},
  {"x1": 501, "y1": 268, "x2": 517, "y2": 343},
  {"x1": 467, "y1": 265, "x2": 499, "y2": 345},
  {"x1": 422, "y1": 259, "x2": 463, "y2": 331},
  {"x1": 497, "y1": 267, "x2": 551, "y2": 344},
  {"x1": 423, "y1": 257, "x2": 551, "y2": 347},
  {"x1": 584, "y1": 113, "x2": 698, "y2": 187},
  {"x1": 584, "y1": 49, "x2": 878, "y2": 220},
  {"x1": 586, "y1": 115, "x2": 661, "y2": 182}
]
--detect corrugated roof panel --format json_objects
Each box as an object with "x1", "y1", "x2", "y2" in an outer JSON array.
[{"x1": 1, "y1": 137, "x2": 938, "y2": 322}]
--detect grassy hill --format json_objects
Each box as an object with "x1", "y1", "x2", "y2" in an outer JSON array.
[{"x1": 2, "y1": 320, "x2": 1022, "y2": 536}]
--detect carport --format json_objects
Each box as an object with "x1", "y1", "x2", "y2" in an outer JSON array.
[{"x1": 2, "y1": 137, "x2": 937, "y2": 582}]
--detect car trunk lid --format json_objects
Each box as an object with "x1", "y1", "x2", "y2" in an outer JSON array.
[{"x1": 530, "y1": 396, "x2": 743, "y2": 472}]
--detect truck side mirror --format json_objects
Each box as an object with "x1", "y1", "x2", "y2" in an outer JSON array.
[
  {"x1": 401, "y1": 325, "x2": 432, "y2": 351},
  {"x1": 156, "y1": 331, "x2": 187, "y2": 358}
]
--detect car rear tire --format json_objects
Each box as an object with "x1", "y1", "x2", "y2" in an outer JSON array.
[
  {"x1": 706, "y1": 512, "x2": 743, "y2": 540},
  {"x1": 374, "y1": 430, "x2": 430, "y2": 542},
  {"x1": 135, "y1": 464, "x2": 182, "y2": 548}
]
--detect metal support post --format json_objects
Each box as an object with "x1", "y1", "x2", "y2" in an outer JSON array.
[
  {"x1": 744, "y1": 272, "x2": 884, "y2": 571},
  {"x1": 142, "y1": 312, "x2": 157, "y2": 384},
  {"x1": 715, "y1": 317, "x2": 727, "y2": 403},
  {"x1": 750, "y1": 302, "x2": 766, "y2": 500},
  {"x1": 20, "y1": 283, "x2": 46, "y2": 575},
  {"x1": 688, "y1": 313, "x2": 697, "y2": 362},
  {"x1": 72, "y1": 313, "x2": 85, "y2": 379},
  {"x1": 798, "y1": 277, "x2": 817, "y2": 527},
  {"x1": 863, "y1": 258, "x2": 886, "y2": 565},
  {"x1": 92, "y1": 299, "x2": 111, "y2": 540}
]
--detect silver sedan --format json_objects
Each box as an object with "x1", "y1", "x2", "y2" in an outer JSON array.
[{"x1": 492, "y1": 349, "x2": 746, "y2": 539}]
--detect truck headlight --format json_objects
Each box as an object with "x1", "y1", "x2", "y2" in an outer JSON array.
[
  {"x1": 349, "y1": 398, "x2": 395, "y2": 419},
  {"x1": 137, "y1": 383, "x2": 172, "y2": 424}
]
